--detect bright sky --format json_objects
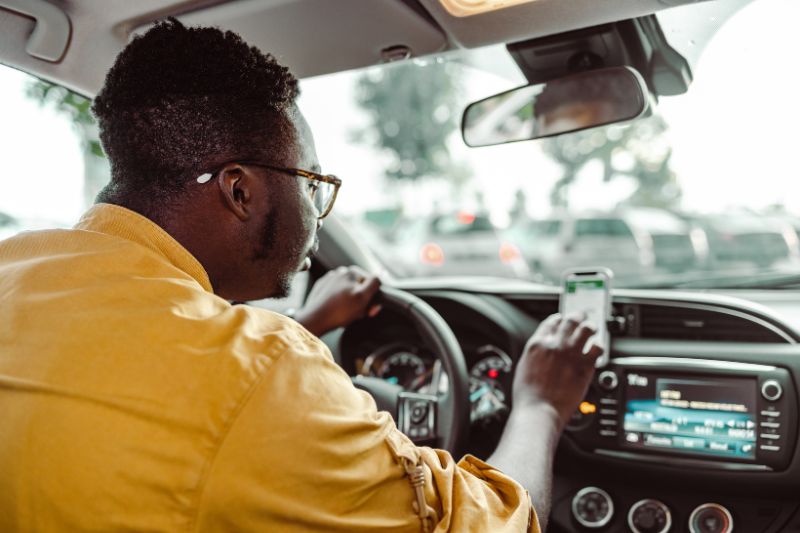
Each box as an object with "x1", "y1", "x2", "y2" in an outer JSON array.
[
  {"x1": 0, "y1": 0, "x2": 798, "y2": 228},
  {"x1": 0, "y1": 67, "x2": 84, "y2": 225}
]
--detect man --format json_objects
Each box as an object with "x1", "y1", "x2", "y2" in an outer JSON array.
[{"x1": 0, "y1": 19, "x2": 601, "y2": 532}]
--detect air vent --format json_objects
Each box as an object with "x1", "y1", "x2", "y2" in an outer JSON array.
[
  {"x1": 639, "y1": 305, "x2": 788, "y2": 343},
  {"x1": 510, "y1": 298, "x2": 558, "y2": 322}
]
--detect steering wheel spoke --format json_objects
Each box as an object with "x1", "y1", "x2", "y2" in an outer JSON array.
[
  {"x1": 341, "y1": 287, "x2": 470, "y2": 455},
  {"x1": 398, "y1": 391, "x2": 439, "y2": 444}
]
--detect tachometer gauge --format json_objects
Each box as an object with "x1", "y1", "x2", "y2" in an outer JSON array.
[
  {"x1": 469, "y1": 346, "x2": 513, "y2": 424},
  {"x1": 469, "y1": 377, "x2": 508, "y2": 423},
  {"x1": 378, "y1": 351, "x2": 427, "y2": 388},
  {"x1": 470, "y1": 345, "x2": 513, "y2": 381}
]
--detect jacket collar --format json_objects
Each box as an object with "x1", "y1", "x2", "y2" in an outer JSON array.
[{"x1": 76, "y1": 203, "x2": 213, "y2": 292}]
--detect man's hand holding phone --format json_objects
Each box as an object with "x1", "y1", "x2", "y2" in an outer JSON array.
[{"x1": 513, "y1": 313, "x2": 604, "y2": 430}]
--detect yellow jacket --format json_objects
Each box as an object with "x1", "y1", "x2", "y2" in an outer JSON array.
[{"x1": 0, "y1": 203, "x2": 538, "y2": 532}]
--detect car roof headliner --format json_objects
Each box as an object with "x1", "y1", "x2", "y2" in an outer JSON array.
[{"x1": 0, "y1": 0, "x2": 704, "y2": 96}]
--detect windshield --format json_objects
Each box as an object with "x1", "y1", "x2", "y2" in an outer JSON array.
[
  {"x1": 297, "y1": 0, "x2": 800, "y2": 288},
  {"x1": 1, "y1": 0, "x2": 798, "y2": 289}
]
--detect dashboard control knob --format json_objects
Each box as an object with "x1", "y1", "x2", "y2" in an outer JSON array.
[
  {"x1": 761, "y1": 380, "x2": 783, "y2": 401},
  {"x1": 689, "y1": 503, "x2": 733, "y2": 533},
  {"x1": 571, "y1": 487, "x2": 614, "y2": 529},
  {"x1": 628, "y1": 499, "x2": 672, "y2": 533},
  {"x1": 598, "y1": 370, "x2": 619, "y2": 391}
]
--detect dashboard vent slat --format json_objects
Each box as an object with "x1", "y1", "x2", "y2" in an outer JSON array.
[{"x1": 638, "y1": 305, "x2": 787, "y2": 343}]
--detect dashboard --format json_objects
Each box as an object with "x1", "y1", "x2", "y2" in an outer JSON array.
[{"x1": 333, "y1": 280, "x2": 800, "y2": 532}]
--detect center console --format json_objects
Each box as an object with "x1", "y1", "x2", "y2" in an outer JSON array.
[
  {"x1": 567, "y1": 357, "x2": 797, "y2": 471},
  {"x1": 562, "y1": 357, "x2": 797, "y2": 531}
]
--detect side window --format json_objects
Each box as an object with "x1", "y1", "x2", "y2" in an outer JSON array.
[
  {"x1": 0, "y1": 65, "x2": 110, "y2": 234},
  {"x1": 530, "y1": 220, "x2": 561, "y2": 237},
  {"x1": 543, "y1": 220, "x2": 562, "y2": 236},
  {"x1": 575, "y1": 218, "x2": 633, "y2": 238}
]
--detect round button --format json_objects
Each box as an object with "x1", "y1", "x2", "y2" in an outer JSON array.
[
  {"x1": 628, "y1": 499, "x2": 672, "y2": 533},
  {"x1": 598, "y1": 370, "x2": 619, "y2": 391},
  {"x1": 410, "y1": 402, "x2": 428, "y2": 424},
  {"x1": 571, "y1": 487, "x2": 614, "y2": 528},
  {"x1": 761, "y1": 380, "x2": 783, "y2": 402},
  {"x1": 689, "y1": 503, "x2": 733, "y2": 533}
]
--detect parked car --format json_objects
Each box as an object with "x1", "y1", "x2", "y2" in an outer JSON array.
[
  {"x1": 686, "y1": 212, "x2": 800, "y2": 269},
  {"x1": 390, "y1": 211, "x2": 529, "y2": 278},
  {"x1": 622, "y1": 207, "x2": 708, "y2": 273},
  {"x1": 506, "y1": 212, "x2": 654, "y2": 282}
]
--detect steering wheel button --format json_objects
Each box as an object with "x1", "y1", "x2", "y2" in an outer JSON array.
[{"x1": 410, "y1": 402, "x2": 428, "y2": 424}]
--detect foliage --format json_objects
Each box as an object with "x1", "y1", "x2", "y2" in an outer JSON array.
[
  {"x1": 542, "y1": 114, "x2": 681, "y2": 209},
  {"x1": 352, "y1": 60, "x2": 467, "y2": 183},
  {"x1": 25, "y1": 81, "x2": 105, "y2": 158}
]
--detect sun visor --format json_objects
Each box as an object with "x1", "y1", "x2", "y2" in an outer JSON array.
[
  {"x1": 132, "y1": 0, "x2": 448, "y2": 79},
  {"x1": 416, "y1": 0, "x2": 707, "y2": 49}
]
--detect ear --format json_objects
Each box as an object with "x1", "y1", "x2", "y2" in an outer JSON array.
[{"x1": 217, "y1": 164, "x2": 255, "y2": 222}]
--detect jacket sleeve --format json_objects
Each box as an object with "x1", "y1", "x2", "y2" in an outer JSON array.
[{"x1": 193, "y1": 331, "x2": 540, "y2": 533}]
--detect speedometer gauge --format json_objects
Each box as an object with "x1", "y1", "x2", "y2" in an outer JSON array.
[
  {"x1": 378, "y1": 352, "x2": 426, "y2": 388},
  {"x1": 470, "y1": 345, "x2": 513, "y2": 381}
]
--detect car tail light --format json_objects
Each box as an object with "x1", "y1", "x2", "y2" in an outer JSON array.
[
  {"x1": 499, "y1": 242, "x2": 522, "y2": 264},
  {"x1": 456, "y1": 211, "x2": 476, "y2": 225},
  {"x1": 420, "y1": 243, "x2": 445, "y2": 266}
]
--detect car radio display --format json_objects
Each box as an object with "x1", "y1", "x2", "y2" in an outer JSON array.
[{"x1": 622, "y1": 372, "x2": 757, "y2": 460}]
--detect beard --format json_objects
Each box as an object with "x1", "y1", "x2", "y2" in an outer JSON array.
[{"x1": 252, "y1": 210, "x2": 314, "y2": 299}]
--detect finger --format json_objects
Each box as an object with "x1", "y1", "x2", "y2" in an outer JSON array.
[
  {"x1": 367, "y1": 304, "x2": 382, "y2": 318},
  {"x1": 569, "y1": 322, "x2": 598, "y2": 350},
  {"x1": 530, "y1": 313, "x2": 562, "y2": 340},
  {"x1": 584, "y1": 343, "x2": 604, "y2": 362},
  {"x1": 348, "y1": 265, "x2": 370, "y2": 278},
  {"x1": 556, "y1": 312, "x2": 586, "y2": 340},
  {"x1": 355, "y1": 275, "x2": 381, "y2": 298}
]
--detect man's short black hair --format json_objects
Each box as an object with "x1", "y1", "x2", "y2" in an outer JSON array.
[{"x1": 92, "y1": 18, "x2": 299, "y2": 215}]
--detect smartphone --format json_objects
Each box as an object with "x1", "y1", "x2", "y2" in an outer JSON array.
[{"x1": 560, "y1": 268, "x2": 613, "y2": 367}]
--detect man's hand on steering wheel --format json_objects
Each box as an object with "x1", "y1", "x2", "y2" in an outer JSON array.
[{"x1": 295, "y1": 266, "x2": 382, "y2": 337}]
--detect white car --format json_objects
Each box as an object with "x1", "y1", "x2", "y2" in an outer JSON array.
[
  {"x1": 622, "y1": 207, "x2": 709, "y2": 273},
  {"x1": 390, "y1": 212, "x2": 529, "y2": 278},
  {"x1": 507, "y1": 212, "x2": 654, "y2": 282}
]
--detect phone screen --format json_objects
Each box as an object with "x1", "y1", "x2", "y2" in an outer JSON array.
[{"x1": 561, "y1": 276, "x2": 610, "y2": 365}]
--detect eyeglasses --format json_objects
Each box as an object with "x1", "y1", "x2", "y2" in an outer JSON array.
[{"x1": 196, "y1": 160, "x2": 342, "y2": 220}]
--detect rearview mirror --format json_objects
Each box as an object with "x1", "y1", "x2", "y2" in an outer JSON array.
[{"x1": 461, "y1": 66, "x2": 649, "y2": 147}]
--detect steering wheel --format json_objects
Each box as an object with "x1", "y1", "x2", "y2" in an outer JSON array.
[{"x1": 348, "y1": 287, "x2": 470, "y2": 456}]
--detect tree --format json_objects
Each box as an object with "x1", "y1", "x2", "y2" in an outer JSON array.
[
  {"x1": 352, "y1": 60, "x2": 468, "y2": 184},
  {"x1": 25, "y1": 81, "x2": 110, "y2": 208},
  {"x1": 543, "y1": 114, "x2": 681, "y2": 209}
]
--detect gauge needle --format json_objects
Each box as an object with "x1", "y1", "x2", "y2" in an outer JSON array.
[{"x1": 470, "y1": 384, "x2": 489, "y2": 402}]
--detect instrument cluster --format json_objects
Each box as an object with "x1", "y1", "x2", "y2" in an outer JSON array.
[{"x1": 359, "y1": 343, "x2": 515, "y2": 425}]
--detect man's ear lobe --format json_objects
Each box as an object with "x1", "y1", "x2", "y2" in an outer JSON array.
[{"x1": 218, "y1": 165, "x2": 252, "y2": 221}]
